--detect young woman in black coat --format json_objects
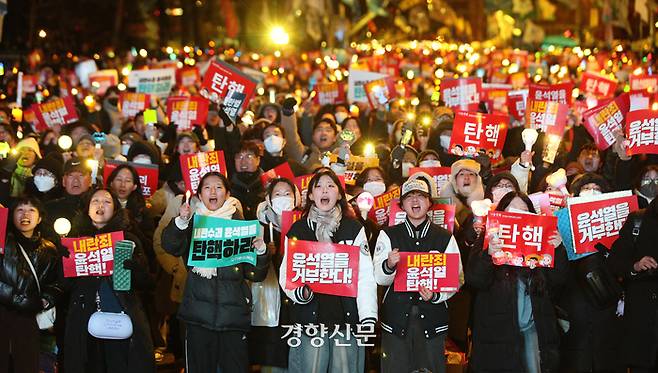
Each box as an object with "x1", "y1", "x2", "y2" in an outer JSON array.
[
  {"x1": 466, "y1": 192, "x2": 568, "y2": 373},
  {"x1": 62, "y1": 188, "x2": 155, "y2": 373},
  {"x1": 0, "y1": 196, "x2": 61, "y2": 372}
]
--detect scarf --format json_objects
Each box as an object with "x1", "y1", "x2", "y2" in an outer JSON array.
[
  {"x1": 11, "y1": 165, "x2": 33, "y2": 197},
  {"x1": 191, "y1": 196, "x2": 240, "y2": 279},
  {"x1": 307, "y1": 205, "x2": 342, "y2": 242}
]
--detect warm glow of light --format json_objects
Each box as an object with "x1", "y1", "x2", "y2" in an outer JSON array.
[{"x1": 270, "y1": 26, "x2": 290, "y2": 45}]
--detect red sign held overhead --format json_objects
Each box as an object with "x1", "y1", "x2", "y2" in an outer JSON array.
[
  {"x1": 528, "y1": 83, "x2": 574, "y2": 105},
  {"x1": 200, "y1": 60, "x2": 258, "y2": 115},
  {"x1": 364, "y1": 77, "x2": 398, "y2": 109},
  {"x1": 313, "y1": 82, "x2": 346, "y2": 106},
  {"x1": 629, "y1": 74, "x2": 658, "y2": 93},
  {"x1": 119, "y1": 92, "x2": 150, "y2": 118},
  {"x1": 625, "y1": 109, "x2": 658, "y2": 155},
  {"x1": 166, "y1": 96, "x2": 210, "y2": 131},
  {"x1": 440, "y1": 77, "x2": 482, "y2": 112},
  {"x1": 368, "y1": 187, "x2": 401, "y2": 226},
  {"x1": 583, "y1": 93, "x2": 630, "y2": 151},
  {"x1": 448, "y1": 111, "x2": 509, "y2": 159},
  {"x1": 177, "y1": 67, "x2": 200, "y2": 87},
  {"x1": 33, "y1": 96, "x2": 79, "y2": 132},
  {"x1": 180, "y1": 151, "x2": 228, "y2": 194},
  {"x1": 260, "y1": 162, "x2": 295, "y2": 188},
  {"x1": 580, "y1": 72, "x2": 617, "y2": 99},
  {"x1": 525, "y1": 100, "x2": 569, "y2": 136}
]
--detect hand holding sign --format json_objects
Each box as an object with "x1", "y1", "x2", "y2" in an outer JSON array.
[
  {"x1": 387, "y1": 248, "x2": 401, "y2": 268},
  {"x1": 418, "y1": 286, "x2": 434, "y2": 302}
]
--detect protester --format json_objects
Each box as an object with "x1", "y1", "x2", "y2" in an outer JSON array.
[
  {"x1": 230, "y1": 141, "x2": 266, "y2": 220},
  {"x1": 440, "y1": 158, "x2": 485, "y2": 226},
  {"x1": 11, "y1": 136, "x2": 42, "y2": 197}
]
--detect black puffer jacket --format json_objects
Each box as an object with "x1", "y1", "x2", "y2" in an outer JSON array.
[
  {"x1": 0, "y1": 229, "x2": 61, "y2": 313},
  {"x1": 230, "y1": 171, "x2": 266, "y2": 221},
  {"x1": 162, "y1": 209, "x2": 269, "y2": 332},
  {"x1": 466, "y1": 238, "x2": 568, "y2": 373}
]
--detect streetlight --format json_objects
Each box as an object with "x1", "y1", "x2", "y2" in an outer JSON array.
[{"x1": 270, "y1": 26, "x2": 289, "y2": 45}]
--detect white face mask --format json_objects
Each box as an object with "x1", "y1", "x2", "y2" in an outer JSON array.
[
  {"x1": 34, "y1": 175, "x2": 56, "y2": 192},
  {"x1": 440, "y1": 135, "x2": 451, "y2": 150},
  {"x1": 579, "y1": 189, "x2": 602, "y2": 197},
  {"x1": 334, "y1": 112, "x2": 349, "y2": 124},
  {"x1": 271, "y1": 196, "x2": 294, "y2": 215},
  {"x1": 264, "y1": 135, "x2": 285, "y2": 154},
  {"x1": 419, "y1": 159, "x2": 441, "y2": 168},
  {"x1": 492, "y1": 187, "x2": 514, "y2": 203},
  {"x1": 402, "y1": 162, "x2": 415, "y2": 177},
  {"x1": 132, "y1": 155, "x2": 152, "y2": 164},
  {"x1": 121, "y1": 143, "x2": 131, "y2": 156},
  {"x1": 363, "y1": 181, "x2": 386, "y2": 196}
]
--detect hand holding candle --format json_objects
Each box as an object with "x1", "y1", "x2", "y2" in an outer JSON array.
[
  {"x1": 546, "y1": 168, "x2": 569, "y2": 196},
  {"x1": 521, "y1": 128, "x2": 538, "y2": 170}
]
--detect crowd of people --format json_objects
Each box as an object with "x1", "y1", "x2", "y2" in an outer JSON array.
[{"x1": 0, "y1": 44, "x2": 657, "y2": 373}]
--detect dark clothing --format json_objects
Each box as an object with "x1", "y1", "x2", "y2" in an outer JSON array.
[
  {"x1": 161, "y1": 211, "x2": 270, "y2": 332},
  {"x1": 260, "y1": 152, "x2": 306, "y2": 176},
  {"x1": 0, "y1": 306, "x2": 40, "y2": 373},
  {"x1": 43, "y1": 192, "x2": 88, "y2": 243},
  {"x1": 230, "y1": 171, "x2": 266, "y2": 221},
  {"x1": 185, "y1": 324, "x2": 248, "y2": 373},
  {"x1": 62, "y1": 211, "x2": 155, "y2": 373},
  {"x1": 466, "y1": 239, "x2": 568, "y2": 372},
  {"x1": 608, "y1": 199, "x2": 658, "y2": 369}
]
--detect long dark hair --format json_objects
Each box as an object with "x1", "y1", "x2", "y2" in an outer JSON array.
[
  {"x1": 266, "y1": 177, "x2": 299, "y2": 207},
  {"x1": 496, "y1": 191, "x2": 536, "y2": 214},
  {"x1": 10, "y1": 196, "x2": 46, "y2": 233},
  {"x1": 107, "y1": 164, "x2": 145, "y2": 203},
  {"x1": 354, "y1": 166, "x2": 388, "y2": 188},
  {"x1": 196, "y1": 172, "x2": 231, "y2": 197},
  {"x1": 302, "y1": 170, "x2": 351, "y2": 218}
]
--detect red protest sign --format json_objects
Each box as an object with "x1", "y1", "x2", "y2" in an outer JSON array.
[
  {"x1": 200, "y1": 60, "x2": 257, "y2": 114},
  {"x1": 448, "y1": 111, "x2": 508, "y2": 159},
  {"x1": 508, "y1": 72, "x2": 529, "y2": 89},
  {"x1": 408, "y1": 167, "x2": 451, "y2": 196},
  {"x1": 481, "y1": 83, "x2": 512, "y2": 114},
  {"x1": 507, "y1": 89, "x2": 528, "y2": 122},
  {"x1": 525, "y1": 100, "x2": 569, "y2": 136},
  {"x1": 568, "y1": 191, "x2": 638, "y2": 254},
  {"x1": 630, "y1": 75, "x2": 658, "y2": 93},
  {"x1": 583, "y1": 94, "x2": 630, "y2": 151},
  {"x1": 580, "y1": 72, "x2": 617, "y2": 99},
  {"x1": 166, "y1": 96, "x2": 209, "y2": 131},
  {"x1": 0, "y1": 208, "x2": 8, "y2": 254},
  {"x1": 22, "y1": 74, "x2": 38, "y2": 93},
  {"x1": 103, "y1": 160, "x2": 159, "y2": 199},
  {"x1": 528, "y1": 192, "x2": 552, "y2": 216},
  {"x1": 625, "y1": 109, "x2": 658, "y2": 155},
  {"x1": 440, "y1": 77, "x2": 482, "y2": 112},
  {"x1": 394, "y1": 252, "x2": 460, "y2": 292},
  {"x1": 388, "y1": 202, "x2": 456, "y2": 233},
  {"x1": 280, "y1": 210, "x2": 303, "y2": 252},
  {"x1": 485, "y1": 211, "x2": 558, "y2": 268},
  {"x1": 34, "y1": 96, "x2": 79, "y2": 131},
  {"x1": 285, "y1": 239, "x2": 360, "y2": 298},
  {"x1": 177, "y1": 67, "x2": 200, "y2": 87},
  {"x1": 119, "y1": 92, "x2": 150, "y2": 118},
  {"x1": 528, "y1": 83, "x2": 574, "y2": 105},
  {"x1": 180, "y1": 150, "x2": 228, "y2": 194},
  {"x1": 368, "y1": 187, "x2": 401, "y2": 226},
  {"x1": 61, "y1": 231, "x2": 124, "y2": 278},
  {"x1": 313, "y1": 82, "x2": 346, "y2": 106},
  {"x1": 364, "y1": 77, "x2": 398, "y2": 109},
  {"x1": 88, "y1": 70, "x2": 118, "y2": 96},
  {"x1": 261, "y1": 162, "x2": 295, "y2": 188}
]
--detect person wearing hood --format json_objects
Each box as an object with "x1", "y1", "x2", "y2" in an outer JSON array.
[
  {"x1": 39, "y1": 129, "x2": 62, "y2": 158},
  {"x1": 102, "y1": 133, "x2": 127, "y2": 162},
  {"x1": 62, "y1": 188, "x2": 155, "y2": 373},
  {"x1": 162, "y1": 172, "x2": 269, "y2": 373},
  {"x1": 127, "y1": 139, "x2": 161, "y2": 166},
  {"x1": 258, "y1": 102, "x2": 282, "y2": 124},
  {"x1": 439, "y1": 159, "x2": 485, "y2": 227},
  {"x1": 230, "y1": 141, "x2": 266, "y2": 220},
  {"x1": 426, "y1": 109, "x2": 460, "y2": 167},
  {"x1": 557, "y1": 173, "x2": 624, "y2": 373},
  {"x1": 260, "y1": 122, "x2": 305, "y2": 175},
  {"x1": 161, "y1": 131, "x2": 200, "y2": 181},
  {"x1": 99, "y1": 86, "x2": 122, "y2": 136},
  {"x1": 251, "y1": 177, "x2": 302, "y2": 372},
  {"x1": 281, "y1": 97, "x2": 338, "y2": 173},
  {"x1": 11, "y1": 137, "x2": 42, "y2": 197},
  {"x1": 24, "y1": 153, "x2": 64, "y2": 200},
  {"x1": 417, "y1": 149, "x2": 443, "y2": 168}
]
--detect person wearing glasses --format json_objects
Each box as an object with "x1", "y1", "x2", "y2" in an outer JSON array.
[
  {"x1": 635, "y1": 165, "x2": 658, "y2": 209},
  {"x1": 230, "y1": 141, "x2": 266, "y2": 220}
]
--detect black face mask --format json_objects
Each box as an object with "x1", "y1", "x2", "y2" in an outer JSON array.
[
  {"x1": 107, "y1": 97, "x2": 119, "y2": 107},
  {"x1": 237, "y1": 171, "x2": 258, "y2": 182},
  {"x1": 640, "y1": 184, "x2": 658, "y2": 199}
]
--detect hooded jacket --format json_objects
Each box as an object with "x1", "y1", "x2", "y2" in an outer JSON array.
[{"x1": 439, "y1": 159, "x2": 485, "y2": 226}]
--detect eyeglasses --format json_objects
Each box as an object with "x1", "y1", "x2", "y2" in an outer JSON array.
[
  {"x1": 641, "y1": 178, "x2": 658, "y2": 186},
  {"x1": 235, "y1": 153, "x2": 257, "y2": 161}
]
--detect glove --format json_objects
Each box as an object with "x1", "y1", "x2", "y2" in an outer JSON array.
[{"x1": 282, "y1": 97, "x2": 298, "y2": 116}]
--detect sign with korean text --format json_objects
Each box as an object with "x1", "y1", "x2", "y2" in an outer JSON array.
[
  {"x1": 188, "y1": 216, "x2": 259, "y2": 268},
  {"x1": 394, "y1": 252, "x2": 460, "y2": 292},
  {"x1": 103, "y1": 160, "x2": 159, "y2": 199},
  {"x1": 440, "y1": 77, "x2": 482, "y2": 112},
  {"x1": 0, "y1": 208, "x2": 8, "y2": 254},
  {"x1": 347, "y1": 69, "x2": 387, "y2": 103},
  {"x1": 180, "y1": 150, "x2": 228, "y2": 194},
  {"x1": 222, "y1": 90, "x2": 247, "y2": 122},
  {"x1": 34, "y1": 96, "x2": 79, "y2": 131},
  {"x1": 526, "y1": 100, "x2": 568, "y2": 136},
  {"x1": 368, "y1": 187, "x2": 401, "y2": 226},
  {"x1": 625, "y1": 109, "x2": 658, "y2": 155},
  {"x1": 630, "y1": 75, "x2": 658, "y2": 93},
  {"x1": 448, "y1": 111, "x2": 508, "y2": 159},
  {"x1": 128, "y1": 68, "x2": 176, "y2": 99},
  {"x1": 580, "y1": 72, "x2": 617, "y2": 99},
  {"x1": 507, "y1": 89, "x2": 529, "y2": 121},
  {"x1": 119, "y1": 92, "x2": 150, "y2": 118},
  {"x1": 481, "y1": 83, "x2": 512, "y2": 114},
  {"x1": 485, "y1": 211, "x2": 557, "y2": 268},
  {"x1": 61, "y1": 231, "x2": 124, "y2": 277},
  {"x1": 344, "y1": 156, "x2": 379, "y2": 185},
  {"x1": 200, "y1": 60, "x2": 257, "y2": 114},
  {"x1": 364, "y1": 77, "x2": 398, "y2": 109},
  {"x1": 261, "y1": 162, "x2": 295, "y2": 187},
  {"x1": 177, "y1": 67, "x2": 200, "y2": 87},
  {"x1": 285, "y1": 239, "x2": 360, "y2": 298},
  {"x1": 166, "y1": 96, "x2": 209, "y2": 131},
  {"x1": 408, "y1": 167, "x2": 451, "y2": 197},
  {"x1": 568, "y1": 191, "x2": 638, "y2": 254},
  {"x1": 388, "y1": 202, "x2": 456, "y2": 232},
  {"x1": 313, "y1": 82, "x2": 346, "y2": 106},
  {"x1": 583, "y1": 94, "x2": 630, "y2": 150},
  {"x1": 22, "y1": 74, "x2": 38, "y2": 93},
  {"x1": 88, "y1": 69, "x2": 118, "y2": 95},
  {"x1": 528, "y1": 83, "x2": 574, "y2": 105}
]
